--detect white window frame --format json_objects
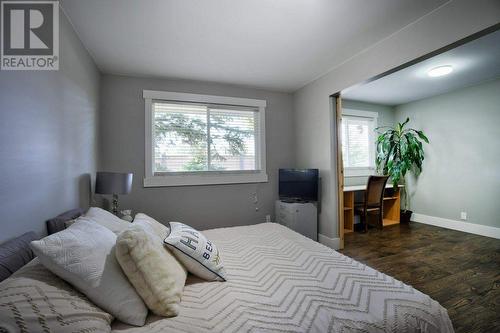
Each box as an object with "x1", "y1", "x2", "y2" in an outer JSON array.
[
  {"x1": 341, "y1": 109, "x2": 378, "y2": 177},
  {"x1": 143, "y1": 90, "x2": 268, "y2": 187}
]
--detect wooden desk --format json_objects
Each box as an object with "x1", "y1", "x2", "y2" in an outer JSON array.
[{"x1": 343, "y1": 184, "x2": 403, "y2": 233}]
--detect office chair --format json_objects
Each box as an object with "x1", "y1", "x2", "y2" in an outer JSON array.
[{"x1": 355, "y1": 175, "x2": 389, "y2": 232}]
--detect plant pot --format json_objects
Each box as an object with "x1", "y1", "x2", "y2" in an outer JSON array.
[{"x1": 400, "y1": 210, "x2": 413, "y2": 224}]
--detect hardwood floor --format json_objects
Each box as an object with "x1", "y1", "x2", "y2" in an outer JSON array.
[{"x1": 339, "y1": 222, "x2": 500, "y2": 333}]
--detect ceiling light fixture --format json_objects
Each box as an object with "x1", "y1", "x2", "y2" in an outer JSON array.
[{"x1": 427, "y1": 65, "x2": 453, "y2": 77}]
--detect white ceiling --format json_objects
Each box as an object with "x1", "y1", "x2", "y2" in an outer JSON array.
[
  {"x1": 60, "y1": 0, "x2": 448, "y2": 92},
  {"x1": 343, "y1": 29, "x2": 500, "y2": 105}
]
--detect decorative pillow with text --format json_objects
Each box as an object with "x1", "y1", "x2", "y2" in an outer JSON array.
[{"x1": 164, "y1": 222, "x2": 226, "y2": 281}]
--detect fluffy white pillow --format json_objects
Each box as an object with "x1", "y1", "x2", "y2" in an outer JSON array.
[
  {"x1": 164, "y1": 222, "x2": 226, "y2": 281},
  {"x1": 116, "y1": 226, "x2": 187, "y2": 317},
  {"x1": 30, "y1": 218, "x2": 148, "y2": 326},
  {"x1": 85, "y1": 207, "x2": 130, "y2": 234},
  {"x1": 133, "y1": 213, "x2": 170, "y2": 239}
]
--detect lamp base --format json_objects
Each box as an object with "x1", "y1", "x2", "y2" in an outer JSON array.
[{"x1": 112, "y1": 194, "x2": 119, "y2": 216}]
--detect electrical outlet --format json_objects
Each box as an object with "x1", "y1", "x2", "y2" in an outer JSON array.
[
  {"x1": 460, "y1": 212, "x2": 467, "y2": 220},
  {"x1": 265, "y1": 215, "x2": 271, "y2": 223}
]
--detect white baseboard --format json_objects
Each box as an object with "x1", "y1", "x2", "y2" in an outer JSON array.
[
  {"x1": 412, "y1": 213, "x2": 500, "y2": 239},
  {"x1": 318, "y1": 233, "x2": 341, "y2": 250}
]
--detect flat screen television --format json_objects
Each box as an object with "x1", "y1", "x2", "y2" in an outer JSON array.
[{"x1": 279, "y1": 169, "x2": 319, "y2": 202}]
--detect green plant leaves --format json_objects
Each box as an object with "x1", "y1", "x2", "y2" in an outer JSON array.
[
  {"x1": 375, "y1": 118, "x2": 429, "y2": 207},
  {"x1": 416, "y1": 130, "x2": 429, "y2": 143}
]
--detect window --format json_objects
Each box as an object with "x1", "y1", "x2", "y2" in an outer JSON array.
[
  {"x1": 143, "y1": 90, "x2": 267, "y2": 186},
  {"x1": 341, "y1": 109, "x2": 378, "y2": 177}
]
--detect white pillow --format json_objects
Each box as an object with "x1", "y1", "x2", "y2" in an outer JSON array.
[
  {"x1": 85, "y1": 207, "x2": 130, "y2": 234},
  {"x1": 133, "y1": 213, "x2": 170, "y2": 239},
  {"x1": 116, "y1": 226, "x2": 186, "y2": 317},
  {"x1": 30, "y1": 218, "x2": 148, "y2": 326},
  {"x1": 164, "y1": 222, "x2": 226, "y2": 281}
]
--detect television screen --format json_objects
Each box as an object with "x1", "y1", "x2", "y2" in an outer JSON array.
[{"x1": 279, "y1": 169, "x2": 319, "y2": 202}]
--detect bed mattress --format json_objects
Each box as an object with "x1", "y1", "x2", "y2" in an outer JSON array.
[{"x1": 112, "y1": 222, "x2": 453, "y2": 333}]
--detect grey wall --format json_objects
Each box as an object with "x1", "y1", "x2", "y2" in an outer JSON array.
[
  {"x1": 0, "y1": 12, "x2": 100, "y2": 242},
  {"x1": 293, "y1": 0, "x2": 500, "y2": 243},
  {"x1": 342, "y1": 100, "x2": 396, "y2": 186},
  {"x1": 395, "y1": 78, "x2": 500, "y2": 228},
  {"x1": 99, "y1": 74, "x2": 294, "y2": 231}
]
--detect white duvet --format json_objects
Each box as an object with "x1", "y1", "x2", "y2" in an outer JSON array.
[{"x1": 112, "y1": 223, "x2": 454, "y2": 333}]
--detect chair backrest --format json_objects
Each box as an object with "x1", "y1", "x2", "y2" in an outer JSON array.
[{"x1": 365, "y1": 176, "x2": 389, "y2": 207}]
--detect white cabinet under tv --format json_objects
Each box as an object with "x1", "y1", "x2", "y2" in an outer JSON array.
[{"x1": 275, "y1": 200, "x2": 318, "y2": 241}]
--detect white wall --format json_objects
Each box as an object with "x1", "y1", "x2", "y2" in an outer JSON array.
[
  {"x1": 293, "y1": 0, "x2": 500, "y2": 245},
  {"x1": 395, "y1": 78, "x2": 500, "y2": 229}
]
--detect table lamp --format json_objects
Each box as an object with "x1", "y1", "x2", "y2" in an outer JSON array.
[{"x1": 95, "y1": 172, "x2": 133, "y2": 215}]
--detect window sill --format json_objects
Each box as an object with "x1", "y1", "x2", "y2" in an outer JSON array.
[
  {"x1": 344, "y1": 168, "x2": 376, "y2": 177},
  {"x1": 144, "y1": 172, "x2": 268, "y2": 187}
]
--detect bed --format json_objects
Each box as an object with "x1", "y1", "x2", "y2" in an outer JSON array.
[
  {"x1": 0, "y1": 211, "x2": 454, "y2": 333},
  {"x1": 113, "y1": 223, "x2": 453, "y2": 333}
]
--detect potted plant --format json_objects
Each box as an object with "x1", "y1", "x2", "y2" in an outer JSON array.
[{"x1": 375, "y1": 117, "x2": 429, "y2": 223}]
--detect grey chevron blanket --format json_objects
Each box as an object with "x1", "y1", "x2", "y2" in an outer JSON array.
[{"x1": 112, "y1": 223, "x2": 454, "y2": 333}]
